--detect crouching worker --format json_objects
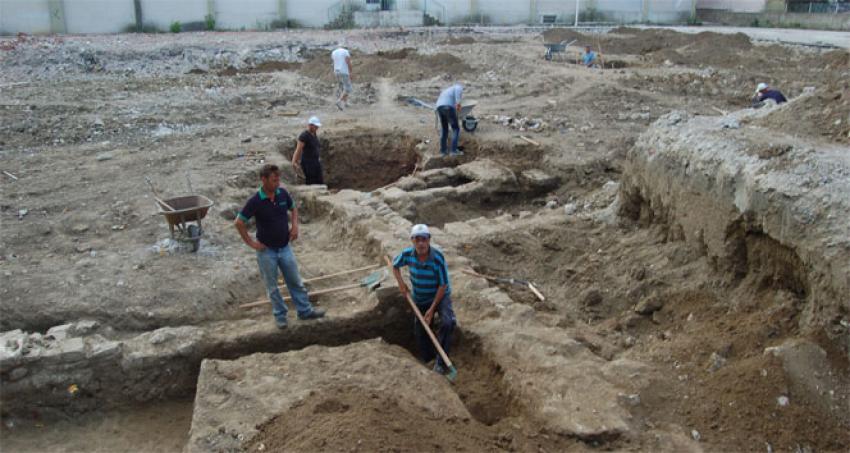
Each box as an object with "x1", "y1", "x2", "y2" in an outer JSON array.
[{"x1": 391, "y1": 224, "x2": 457, "y2": 375}]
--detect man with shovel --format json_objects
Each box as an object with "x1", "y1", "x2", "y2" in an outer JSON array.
[
  {"x1": 391, "y1": 224, "x2": 457, "y2": 375},
  {"x1": 235, "y1": 164, "x2": 325, "y2": 329}
]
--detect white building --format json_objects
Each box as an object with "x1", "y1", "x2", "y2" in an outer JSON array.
[{"x1": 0, "y1": 0, "x2": 697, "y2": 35}]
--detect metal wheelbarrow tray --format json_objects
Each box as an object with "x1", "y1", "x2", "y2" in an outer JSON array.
[{"x1": 156, "y1": 195, "x2": 214, "y2": 252}]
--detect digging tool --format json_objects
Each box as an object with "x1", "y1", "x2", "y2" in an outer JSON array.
[
  {"x1": 384, "y1": 256, "x2": 458, "y2": 382},
  {"x1": 461, "y1": 269, "x2": 545, "y2": 302},
  {"x1": 518, "y1": 135, "x2": 540, "y2": 147},
  {"x1": 280, "y1": 263, "x2": 383, "y2": 285},
  {"x1": 239, "y1": 269, "x2": 387, "y2": 309},
  {"x1": 144, "y1": 176, "x2": 177, "y2": 212}
]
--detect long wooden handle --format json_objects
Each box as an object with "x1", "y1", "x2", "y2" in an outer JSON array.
[
  {"x1": 527, "y1": 283, "x2": 545, "y2": 302},
  {"x1": 384, "y1": 256, "x2": 454, "y2": 369},
  {"x1": 302, "y1": 264, "x2": 382, "y2": 284},
  {"x1": 154, "y1": 196, "x2": 177, "y2": 212},
  {"x1": 146, "y1": 177, "x2": 177, "y2": 211},
  {"x1": 239, "y1": 281, "x2": 363, "y2": 309}
]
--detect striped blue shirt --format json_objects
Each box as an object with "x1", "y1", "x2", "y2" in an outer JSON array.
[{"x1": 393, "y1": 246, "x2": 451, "y2": 305}]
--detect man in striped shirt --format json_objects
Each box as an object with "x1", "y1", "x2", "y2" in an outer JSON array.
[{"x1": 392, "y1": 224, "x2": 457, "y2": 375}]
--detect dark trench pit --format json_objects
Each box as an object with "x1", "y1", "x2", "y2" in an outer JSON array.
[{"x1": 280, "y1": 129, "x2": 419, "y2": 192}]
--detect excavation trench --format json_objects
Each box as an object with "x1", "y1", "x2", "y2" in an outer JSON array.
[
  {"x1": 280, "y1": 129, "x2": 419, "y2": 192},
  {"x1": 1, "y1": 293, "x2": 518, "y2": 451}
]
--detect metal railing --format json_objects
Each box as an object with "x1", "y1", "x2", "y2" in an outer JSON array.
[{"x1": 787, "y1": 2, "x2": 850, "y2": 13}]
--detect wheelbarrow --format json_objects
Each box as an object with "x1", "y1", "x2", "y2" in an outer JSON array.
[
  {"x1": 544, "y1": 39, "x2": 576, "y2": 61},
  {"x1": 146, "y1": 175, "x2": 214, "y2": 252},
  {"x1": 404, "y1": 96, "x2": 480, "y2": 133},
  {"x1": 459, "y1": 100, "x2": 479, "y2": 133}
]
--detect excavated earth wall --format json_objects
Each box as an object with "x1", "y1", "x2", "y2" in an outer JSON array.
[{"x1": 619, "y1": 108, "x2": 850, "y2": 346}]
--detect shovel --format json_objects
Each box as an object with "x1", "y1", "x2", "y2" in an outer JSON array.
[
  {"x1": 239, "y1": 269, "x2": 387, "y2": 309},
  {"x1": 461, "y1": 269, "x2": 545, "y2": 302},
  {"x1": 384, "y1": 256, "x2": 458, "y2": 382}
]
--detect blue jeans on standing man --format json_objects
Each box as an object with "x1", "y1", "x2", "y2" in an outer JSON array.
[
  {"x1": 437, "y1": 105, "x2": 460, "y2": 155},
  {"x1": 256, "y1": 245, "x2": 313, "y2": 324},
  {"x1": 414, "y1": 295, "x2": 456, "y2": 369}
]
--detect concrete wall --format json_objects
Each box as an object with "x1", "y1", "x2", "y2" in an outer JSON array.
[
  {"x1": 354, "y1": 10, "x2": 423, "y2": 27},
  {"x1": 0, "y1": 0, "x2": 52, "y2": 34},
  {"x1": 1, "y1": 0, "x2": 699, "y2": 34},
  {"x1": 698, "y1": 9, "x2": 850, "y2": 30},
  {"x1": 139, "y1": 0, "x2": 207, "y2": 30},
  {"x1": 214, "y1": 0, "x2": 279, "y2": 30},
  {"x1": 697, "y1": 0, "x2": 767, "y2": 13},
  {"x1": 64, "y1": 0, "x2": 136, "y2": 34},
  {"x1": 287, "y1": 0, "x2": 338, "y2": 27}
]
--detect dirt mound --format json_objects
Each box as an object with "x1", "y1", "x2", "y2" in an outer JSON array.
[
  {"x1": 299, "y1": 49, "x2": 472, "y2": 83},
  {"x1": 755, "y1": 80, "x2": 850, "y2": 143},
  {"x1": 541, "y1": 28, "x2": 585, "y2": 44},
  {"x1": 595, "y1": 28, "x2": 752, "y2": 58},
  {"x1": 245, "y1": 386, "x2": 500, "y2": 452},
  {"x1": 440, "y1": 36, "x2": 476, "y2": 45},
  {"x1": 821, "y1": 50, "x2": 850, "y2": 69}
]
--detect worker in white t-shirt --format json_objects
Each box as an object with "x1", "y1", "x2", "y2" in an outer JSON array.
[{"x1": 331, "y1": 47, "x2": 352, "y2": 110}]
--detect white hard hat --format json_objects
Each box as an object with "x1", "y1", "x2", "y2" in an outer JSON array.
[
  {"x1": 308, "y1": 116, "x2": 322, "y2": 127},
  {"x1": 756, "y1": 83, "x2": 768, "y2": 94},
  {"x1": 409, "y1": 224, "x2": 431, "y2": 239}
]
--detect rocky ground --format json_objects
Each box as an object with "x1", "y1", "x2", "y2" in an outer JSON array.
[{"x1": 1, "y1": 26, "x2": 848, "y2": 452}]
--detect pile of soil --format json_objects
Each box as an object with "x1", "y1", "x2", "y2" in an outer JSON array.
[
  {"x1": 299, "y1": 48, "x2": 473, "y2": 83},
  {"x1": 543, "y1": 28, "x2": 754, "y2": 66},
  {"x1": 245, "y1": 386, "x2": 499, "y2": 452},
  {"x1": 755, "y1": 79, "x2": 850, "y2": 143},
  {"x1": 541, "y1": 28, "x2": 585, "y2": 44},
  {"x1": 440, "y1": 36, "x2": 476, "y2": 45}
]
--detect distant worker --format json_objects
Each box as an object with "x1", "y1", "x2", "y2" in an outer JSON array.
[
  {"x1": 752, "y1": 82, "x2": 787, "y2": 108},
  {"x1": 583, "y1": 45, "x2": 597, "y2": 68},
  {"x1": 331, "y1": 45, "x2": 352, "y2": 110},
  {"x1": 234, "y1": 164, "x2": 326, "y2": 329},
  {"x1": 292, "y1": 116, "x2": 324, "y2": 185},
  {"x1": 391, "y1": 224, "x2": 457, "y2": 375},
  {"x1": 435, "y1": 82, "x2": 463, "y2": 156}
]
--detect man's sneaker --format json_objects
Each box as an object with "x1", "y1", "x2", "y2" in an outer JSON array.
[
  {"x1": 298, "y1": 308, "x2": 326, "y2": 321},
  {"x1": 450, "y1": 150, "x2": 464, "y2": 156},
  {"x1": 335, "y1": 100, "x2": 344, "y2": 111},
  {"x1": 275, "y1": 319, "x2": 288, "y2": 330},
  {"x1": 433, "y1": 362, "x2": 447, "y2": 375}
]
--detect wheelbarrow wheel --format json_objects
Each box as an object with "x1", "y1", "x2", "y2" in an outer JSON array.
[
  {"x1": 462, "y1": 115, "x2": 478, "y2": 133},
  {"x1": 188, "y1": 225, "x2": 201, "y2": 252},
  {"x1": 545, "y1": 49, "x2": 553, "y2": 61}
]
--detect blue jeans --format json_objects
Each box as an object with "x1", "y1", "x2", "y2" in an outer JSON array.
[
  {"x1": 256, "y1": 245, "x2": 313, "y2": 323},
  {"x1": 414, "y1": 295, "x2": 456, "y2": 369},
  {"x1": 437, "y1": 105, "x2": 460, "y2": 154}
]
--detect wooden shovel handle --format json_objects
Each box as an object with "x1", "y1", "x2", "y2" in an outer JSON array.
[
  {"x1": 384, "y1": 256, "x2": 454, "y2": 369},
  {"x1": 239, "y1": 282, "x2": 363, "y2": 309}
]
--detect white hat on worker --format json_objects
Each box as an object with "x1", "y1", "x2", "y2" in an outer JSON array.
[
  {"x1": 308, "y1": 116, "x2": 322, "y2": 127},
  {"x1": 410, "y1": 224, "x2": 431, "y2": 239},
  {"x1": 756, "y1": 82, "x2": 769, "y2": 94}
]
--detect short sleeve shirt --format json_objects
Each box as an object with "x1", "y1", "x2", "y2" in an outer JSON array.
[
  {"x1": 393, "y1": 246, "x2": 451, "y2": 305},
  {"x1": 436, "y1": 84, "x2": 463, "y2": 108},
  {"x1": 331, "y1": 48, "x2": 350, "y2": 74},
  {"x1": 237, "y1": 187, "x2": 294, "y2": 249},
  {"x1": 298, "y1": 130, "x2": 321, "y2": 166}
]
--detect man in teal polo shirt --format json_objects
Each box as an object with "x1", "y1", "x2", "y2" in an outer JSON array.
[
  {"x1": 234, "y1": 164, "x2": 325, "y2": 329},
  {"x1": 391, "y1": 224, "x2": 457, "y2": 375}
]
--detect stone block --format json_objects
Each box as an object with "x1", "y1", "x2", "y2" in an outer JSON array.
[{"x1": 46, "y1": 324, "x2": 74, "y2": 341}]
